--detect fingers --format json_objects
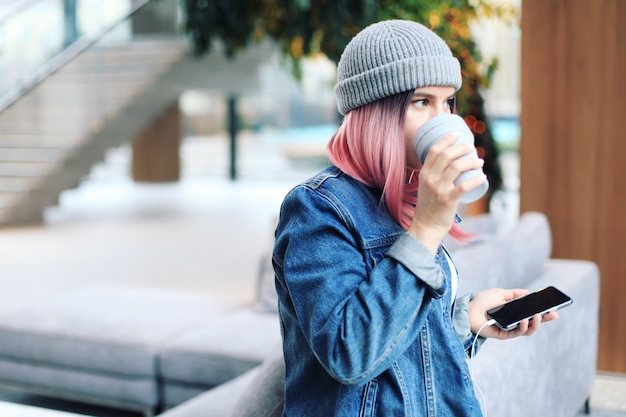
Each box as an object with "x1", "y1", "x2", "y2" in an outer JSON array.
[
  {"x1": 520, "y1": 313, "x2": 555, "y2": 337},
  {"x1": 455, "y1": 168, "x2": 487, "y2": 196},
  {"x1": 542, "y1": 311, "x2": 560, "y2": 323},
  {"x1": 500, "y1": 315, "x2": 536, "y2": 338},
  {"x1": 419, "y1": 134, "x2": 484, "y2": 199},
  {"x1": 425, "y1": 134, "x2": 477, "y2": 174},
  {"x1": 525, "y1": 314, "x2": 542, "y2": 336},
  {"x1": 504, "y1": 288, "x2": 530, "y2": 301}
]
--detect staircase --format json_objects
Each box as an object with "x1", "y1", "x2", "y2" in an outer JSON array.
[
  {"x1": 0, "y1": 0, "x2": 275, "y2": 228},
  {"x1": 0, "y1": 37, "x2": 195, "y2": 226}
]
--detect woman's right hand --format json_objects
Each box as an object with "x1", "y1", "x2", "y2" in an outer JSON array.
[{"x1": 407, "y1": 133, "x2": 485, "y2": 253}]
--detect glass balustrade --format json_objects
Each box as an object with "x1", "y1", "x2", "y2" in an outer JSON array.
[{"x1": 0, "y1": 0, "x2": 178, "y2": 111}]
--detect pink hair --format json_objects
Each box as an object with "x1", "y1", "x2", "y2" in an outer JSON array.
[{"x1": 327, "y1": 92, "x2": 471, "y2": 242}]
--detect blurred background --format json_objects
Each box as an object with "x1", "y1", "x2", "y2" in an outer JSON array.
[
  {"x1": 0, "y1": 0, "x2": 523, "y2": 207},
  {"x1": 0, "y1": 0, "x2": 624, "y2": 416}
]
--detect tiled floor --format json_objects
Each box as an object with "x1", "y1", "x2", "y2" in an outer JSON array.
[{"x1": 0, "y1": 135, "x2": 624, "y2": 416}]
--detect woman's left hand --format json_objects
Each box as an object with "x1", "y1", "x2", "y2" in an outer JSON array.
[{"x1": 468, "y1": 288, "x2": 559, "y2": 340}]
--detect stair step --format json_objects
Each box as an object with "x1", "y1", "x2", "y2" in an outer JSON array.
[
  {"x1": 0, "y1": 104, "x2": 121, "y2": 120},
  {"x1": 0, "y1": 176, "x2": 40, "y2": 192},
  {"x1": 60, "y1": 60, "x2": 181, "y2": 75},
  {"x1": 48, "y1": 71, "x2": 162, "y2": 84},
  {"x1": 61, "y1": 47, "x2": 185, "y2": 73},
  {"x1": 0, "y1": 147, "x2": 67, "y2": 162},
  {"x1": 0, "y1": 120, "x2": 105, "y2": 136},
  {"x1": 1, "y1": 105, "x2": 128, "y2": 125},
  {"x1": 0, "y1": 191, "x2": 22, "y2": 209},
  {"x1": 71, "y1": 43, "x2": 184, "y2": 58},
  {"x1": 5, "y1": 90, "x2": 138, "y2": 122},
  {"x1": 65, "y1": 46, "x2": 185, "y2": 67},
  {"x1": 72, "y1": 39, "x2": 186, "y2": 57},
  {"x1": 17, "y1": 80, "x2": 149, "y2": 106},
  {"x1": 0, "y1": 161, "x2": 55, "y2": 177},
  {"x1": 0, "y1": 208, "x2": 8, "y2": 223},
  {"x1": 0, "y1": 134, "x2": 84, "y2": 148}
]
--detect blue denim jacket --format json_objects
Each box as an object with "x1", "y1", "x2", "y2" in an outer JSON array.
[{"x1": 273, "y1": 166, "x2": 483, "y2": 416}]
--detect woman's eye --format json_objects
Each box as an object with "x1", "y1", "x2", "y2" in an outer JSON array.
[{"x1": 413, "y1": 99, "x2": 427, "y2": 107}]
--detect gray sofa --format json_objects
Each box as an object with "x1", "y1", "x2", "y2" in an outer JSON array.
[
  {"x1": 0, "y1": 286, "x2": 281, "y2": 416},
  {"x1": 0, "y1": 212, "x2": 599, "y2": 417},
  {"x1": 158, "y1": 211, "x2": 600, "y2": 417}
]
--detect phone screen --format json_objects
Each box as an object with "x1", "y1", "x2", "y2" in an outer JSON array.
[{"x1": 486, "y1": 286, "x2": 573, "y2": 330}]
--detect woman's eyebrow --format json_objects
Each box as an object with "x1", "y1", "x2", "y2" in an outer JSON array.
[
  {"x1": 411, "y1": 92, "x2": 455, "y2": 101},
  {"x1": 412, "y1": 92, "x2": 436, "y2": 99}
]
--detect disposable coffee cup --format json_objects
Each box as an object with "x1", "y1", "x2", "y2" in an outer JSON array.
[{"x1": 412, "y1": 113, "x2": 489, "y2": 204}]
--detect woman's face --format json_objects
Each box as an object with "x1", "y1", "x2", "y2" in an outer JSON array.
[{"x1": 404, "y1": 86, "x2": 457, "y2": 170}]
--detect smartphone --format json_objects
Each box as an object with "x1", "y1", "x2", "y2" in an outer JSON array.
[{"x1": 486, "y1": 286, "x2": 573, "y2": 331}]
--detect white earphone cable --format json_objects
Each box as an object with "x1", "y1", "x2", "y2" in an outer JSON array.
[{"x1": 470, "y1": 319, "x2": 496, "y2": 417}]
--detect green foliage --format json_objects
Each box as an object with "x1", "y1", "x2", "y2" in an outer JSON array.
[
  {"x1": 184, "y1": 0, "x2": 263, "y2": 57},
  {"x1": 184, "y1": 0, "x2": 515, "y2": 113}
]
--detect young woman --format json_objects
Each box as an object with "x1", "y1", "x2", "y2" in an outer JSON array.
[{"x1": 272, "y1": 20, "x2": 556, "y2": 416}]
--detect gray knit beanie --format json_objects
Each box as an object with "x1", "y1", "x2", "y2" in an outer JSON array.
[{"x1": 334, "y1": 20, "x2": 462, "y2": 115}]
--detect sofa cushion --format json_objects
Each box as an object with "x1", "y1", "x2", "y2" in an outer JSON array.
[
  {"x1": 0, "y1": 359, "x2": 158, "y2": 409},
  {"x1": 159, "y1": 309, "x2": 281, "y2": 387},
  {"x1": 0, "y1": 285, "x2": 239, "y2": 378},
  {"x1": 452, "y1": 211, "x2": 552, "y2": 294},
  {"x1": 442, "y1": 213, "x2": 499, "y2": 252}
]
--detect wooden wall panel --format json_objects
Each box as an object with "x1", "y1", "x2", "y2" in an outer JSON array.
[{"x1": 520, "y1": 0, "x2": 626, "y2": 373}]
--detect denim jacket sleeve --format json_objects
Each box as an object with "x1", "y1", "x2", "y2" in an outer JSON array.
[
  {"x1": 274, "y1": 185, "x2": 448, "y2": 385},
  {"x1": 386, "y1": 233, "x2": 447, "y2": 296}
]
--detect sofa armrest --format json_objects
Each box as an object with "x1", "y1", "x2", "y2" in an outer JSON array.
[
  {"x1": 157, "y1": 346, "x2": 285, "y2": 417},
  {"x1": 471, "y1": 258, "x2": 600, "y2": 417},
  {"x1": 156, "y1": 367, "x2": 260, "y2": 417}
]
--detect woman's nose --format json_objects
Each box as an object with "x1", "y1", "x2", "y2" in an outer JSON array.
[{"x1": 429, "y1": 106, "x2": 448, "y2": 119}]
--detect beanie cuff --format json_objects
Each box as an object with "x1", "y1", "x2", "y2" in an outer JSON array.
[{"x1": 335, "y1": 56, "x2": 462, "y2": 115}]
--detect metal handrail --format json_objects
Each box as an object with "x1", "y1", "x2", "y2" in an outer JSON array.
[
  {"x1": 0, "y1": 0, "x2": 155, "y2": 114},
  {"x1": 0, "y1": 0, "x2": 45, "y2": 22}
]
